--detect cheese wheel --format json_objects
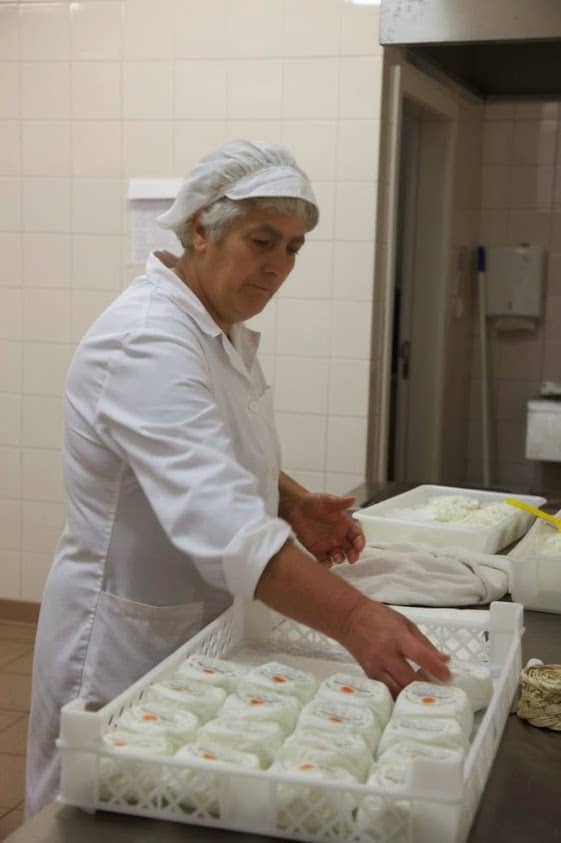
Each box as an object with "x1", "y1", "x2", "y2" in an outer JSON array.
[
  {"x1": 239, "y1": 661, "x2": 317, "y2": 704},
  {"x1": 393, "y1": 681, "x2": 473, "y2": 737},
  {"x1": 298, "y1": 699, "x2": 381, "y2": 752},
  {"x1": 278, "y1": 729, "x2": 371, "y2": 781},
  {"x1": 377, "y1": 715, "x2": 468, "y2": 758},
  {"x1": 175, "y1": 654, "x2": 246, "y2": 693},
  {"x1": 272, "y1": 758, "x2": 357, "y2": 835},
  {"x1": 145, "y1": 678, "x2": 226, "y2": 723},
  {"x1": 196, "y1": 717, "x2": 284, "y2": 768},
  {"x1": 117, "y1": 703, "x2": 199, "y2": 749},
  {"x1": 99, "y1": 730, "x2": 171, "y2": 803},
  {"x1": 220, "y1": 689, "x2": 300, "y2": 735},
  {"x1": 378, "y1": 739, "x2": 465, "y2": 768},
  {"x1": 170, "y1": 744, "x2": 260, "y2": 817},
  {"x1": 316, "y1": 672, "x2": 393, "y2": 727},
  {"x1": 439, "y1": 660, "x2": 493, "y2": 712},
  {"x1": 175, "y1": 743, "x2": 260, "y2": 769}
]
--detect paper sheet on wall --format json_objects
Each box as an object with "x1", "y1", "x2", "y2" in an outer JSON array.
[{"x1": 129, "y1": 199, "x2": 181, "y2": 264}]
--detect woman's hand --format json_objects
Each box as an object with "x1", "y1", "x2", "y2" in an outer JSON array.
[
  {"x1": 341, "y1": 596, "x2": 450, "y2": 698},
  {"x1": 283, "y1": 492, "x2": 365, "y2": 566}
]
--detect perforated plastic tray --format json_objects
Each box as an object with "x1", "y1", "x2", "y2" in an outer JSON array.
[
  {"x1": 58, "y1": 599, "x2": 523, "y2": 843},
  {"x1": 353, "y1": 485, "x2": 545, "y2": 553}
]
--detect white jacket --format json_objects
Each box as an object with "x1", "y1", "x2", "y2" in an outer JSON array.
[{"x1": 26, "y1": 253, "x2": 291, "y2": 816}]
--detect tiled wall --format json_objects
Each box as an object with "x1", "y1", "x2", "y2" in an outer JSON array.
[
  {"x1": 467, "y1": 100, "x2": 561, "y2": 490},
  {"x1": 0, "y1": 0, "x2": 383, "y2": 601}
]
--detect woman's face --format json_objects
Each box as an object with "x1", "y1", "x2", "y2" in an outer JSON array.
[{"x1": 189, "y1": 207, "x2": 307, "y2": 333}]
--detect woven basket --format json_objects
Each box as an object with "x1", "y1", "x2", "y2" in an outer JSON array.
[{"x1": 517, "y1": 662, "x2": 561, "y2": 730}]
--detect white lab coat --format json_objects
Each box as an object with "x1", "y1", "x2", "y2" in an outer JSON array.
[{"x1": 26, "y1": 253, "x2": 291, "y2": 816}]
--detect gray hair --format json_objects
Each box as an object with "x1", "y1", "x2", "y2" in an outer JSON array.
[{"x1": 177, "y1": 196, "x2": 318, "y2": 251}]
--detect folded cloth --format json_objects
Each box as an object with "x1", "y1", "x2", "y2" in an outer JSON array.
[{"x1": 335, "y1": 542, "x2": 511, "y2": 606}]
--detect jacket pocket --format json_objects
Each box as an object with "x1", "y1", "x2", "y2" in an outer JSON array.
[{"x1": 81, "y1": 591, "x2": 205, "y2": 707}]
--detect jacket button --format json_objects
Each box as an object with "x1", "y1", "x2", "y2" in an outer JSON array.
[{"x1": 248, "y1": 399, "x2": 258, "y2": 412}]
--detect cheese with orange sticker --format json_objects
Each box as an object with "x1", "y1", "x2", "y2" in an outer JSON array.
[
  {"x1": 117, "y1": 703, "x2": 199, "y2": 748},
  {"x1": 145, "y1": 677, "x2": 226, "y2": 723},
  {"x1": 175, "y1": 654, "x2": 247, "y2": 693},
  {"x1": 297, "y1": 699, "x2": 381, "y2": 751},
  {"x1": 238, "y1": 661, "x2": 317, "y2": 704},
  {"x1": 220, "y1": 688, "x2": 300, "y2": 734},
  {"x1": 392, "y1": 682, "x2": 473, "y2": 738},
  {"x1": 316, "y1": 672, "x2": 393, "y2": 728}
]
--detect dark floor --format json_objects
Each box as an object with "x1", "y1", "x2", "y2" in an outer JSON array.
[{"x1": 0, "y1": 621, "x2": 36, "y2": 841}]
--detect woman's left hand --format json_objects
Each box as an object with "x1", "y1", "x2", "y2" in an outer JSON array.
[{"x1": 284, "y1": 494, "x2": 365, "y2": 567}]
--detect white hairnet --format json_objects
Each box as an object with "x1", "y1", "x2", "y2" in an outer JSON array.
[{"x1": 157, "y1": 139, "x2": 318, "y2": 233}]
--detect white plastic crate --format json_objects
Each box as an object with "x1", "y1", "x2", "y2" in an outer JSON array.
[
  {"x1": 353, "y1": 485, "x2": 545, "y2": 553},
  {"x1": 58, "y1": 599, "x2": 523, "y2": 843}
]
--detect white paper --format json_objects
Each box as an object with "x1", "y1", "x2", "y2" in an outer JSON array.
[{"x1": 129, "y1": 199, "x2": 181, "y2": 264}]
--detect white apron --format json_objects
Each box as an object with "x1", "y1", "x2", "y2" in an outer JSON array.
[{"x1": 26, "y1": 254, "x2": 291, "y2": 816}]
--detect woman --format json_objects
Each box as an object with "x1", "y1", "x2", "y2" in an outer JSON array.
[{"x1": 26, "y1": 140, "x2": 449, "y2": 816}]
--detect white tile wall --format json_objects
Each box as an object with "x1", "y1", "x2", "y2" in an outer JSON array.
[
  {"x1": 0, "y1": 233, "x2": 22, "y2": 285},
  {"x1": 0, "y1": 447, "x2": 20, "y2": 499},
  {"x1": 1, "y1": 0, "x2": 384, "y2": 600},
  {"x1": 22, "y1": 234, "x2": 71, "y2": 287},
  {"x1": 0, "y1": 341, "x2": 22, "y2": 392}
]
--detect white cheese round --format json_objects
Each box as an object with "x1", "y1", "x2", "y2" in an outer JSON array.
[
  {"x1": 393, "y1": 681, "x2": 473, "y2": 737},
  {"x1": 239, "y1": 661, "x2": 317, "y2": 704},
  {"x1": 316, "y1": 672, "x2": 393, "y2": 728},
  {"x1": 377, "y1": 715, "x2": 468, "y2": 758},
  {"x1": 297, "y1": 699, "x2": 381, "y2": 752},
  {"x1": 220, "y1": 689, "x2": 300, "y2": 735},
  {"x1": 145, "y1": 677, "x2": 226, "y2": 723}
]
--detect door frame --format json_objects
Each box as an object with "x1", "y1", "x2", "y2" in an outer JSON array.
[{"x1": 375, "y1": 60, "x2": 459, "y2": 481}]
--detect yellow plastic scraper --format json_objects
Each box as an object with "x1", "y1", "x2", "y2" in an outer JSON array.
[{"x1": 505, "y1": 497, "x2": 561, "y2": 532}]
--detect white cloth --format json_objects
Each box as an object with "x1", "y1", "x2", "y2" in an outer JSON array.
[
  {"x1": 335, "y1": 542, "x2": 511, "y2": 607},
  {"x1": 26, "y1": 253, "x2": 291, "y2": 816},
  {"x1": 156, "y1": 139, "x2": 318, "y2": 234}
]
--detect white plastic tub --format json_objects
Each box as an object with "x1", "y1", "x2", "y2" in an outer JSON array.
[
  {"x1": 58, "y1": 599, "x2": 523, "y2": 843},
  {"x1": 509, "y1": 513, "x2": 561, "y2": 614},
  {"x1": 353, "y1": 485, "x2": 545, "y2": 554}
]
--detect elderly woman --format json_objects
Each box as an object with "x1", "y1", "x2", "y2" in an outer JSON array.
[{"x1": 26, "y1": 140, "x2": 449, "y2": 816}]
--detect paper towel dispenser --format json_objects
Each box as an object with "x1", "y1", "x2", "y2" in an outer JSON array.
[
  {"x1": 128, "y1": 178, "x2": 181, "y2": 263},
  {"x1": 484, "y1": 244, "x2": 545, "y2": 319}
]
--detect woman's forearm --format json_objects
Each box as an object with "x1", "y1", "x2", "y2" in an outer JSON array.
[
  {"x1": 255, "y1": 538, "x2": 363, "y2": 646},
  {"x1": 278, "y1": 471, "x2": 309, "y2": 520}
]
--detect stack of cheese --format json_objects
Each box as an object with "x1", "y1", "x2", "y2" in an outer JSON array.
[
  {"x1": 271, "y1": 671, "x2": 393, "y2": 833},
  {"x1": 356, "y1": 660, "x2": 493, "y2": 839}
]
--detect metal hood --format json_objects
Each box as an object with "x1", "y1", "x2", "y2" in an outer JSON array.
[{"x1": 380, "y1": 0, "x2": 561, "y2": 97}]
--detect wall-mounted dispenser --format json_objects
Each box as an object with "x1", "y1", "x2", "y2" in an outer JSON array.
[
  {"x1": 484, "y1": 243, "x2": 545, "y2": 323},
  {"x1": 128, "y1": 178, "x2": 182, "y2": 263}
]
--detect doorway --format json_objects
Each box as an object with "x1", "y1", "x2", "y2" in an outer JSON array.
[{"x1": 373, "y1": 62, "x2": 459, "y2": 484}]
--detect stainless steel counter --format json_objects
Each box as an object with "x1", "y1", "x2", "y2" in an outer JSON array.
[{"x1": 8, "y1": 484, "x2": 561, "y2": 843}]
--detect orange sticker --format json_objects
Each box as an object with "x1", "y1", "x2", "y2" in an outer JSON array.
[
  {"x1": 113, "y1": 741, "x2": 126, "y2": 747},
  {"x1": 202, "y1": 752, "x2": 217, "y2": 761},
  {"x1": 273, "y1": 675, "x2": 287, "y2": 683},
  {"x1": 421, "y1": 696, "x2": 437, "y2": 704},
  {"x1": 340, "y1": 685, "x2": 355, "y2": 694},
  {"x1": 328, "y1": 716, "x2": 344, "y2": 723},
  {"x1": 142, "y1": 713, "x2": 158, "y2": 721},
  {"x1": 298, "y1": 763, "x2": 316, "y2": 771},
  {"x1": 203, "y1": 667, "x2": 216, "y2": 674},
  {"x1": 250, "y1": 698, "x2": 264, "y2": 705}
]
